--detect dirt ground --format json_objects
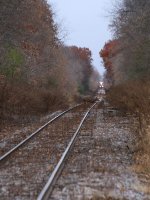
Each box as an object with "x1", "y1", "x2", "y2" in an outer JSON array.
[
  {"x1": 51, "y1": 108, "x2": 150, "y2": 200},
  {"x1": 0, "y1": 107, "x2": 150, "y2": 200}
]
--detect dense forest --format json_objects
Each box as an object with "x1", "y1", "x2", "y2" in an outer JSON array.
[
  {"x1": 100, "y1": 0, "x2": 150, "y2": 167},
  {"x1": 100, "y1": 0, "x2": 150, "y2": 116},
  {"x1": 0, "y1": 0, "x2": 100, "y2": 119}
]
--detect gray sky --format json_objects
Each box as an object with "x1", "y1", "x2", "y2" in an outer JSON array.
[{"x1": 48, "y1": 0, "x2": 114, "y2": 75}]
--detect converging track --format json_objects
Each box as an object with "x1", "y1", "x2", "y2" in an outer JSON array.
[
  {"x1": 0, "y1": 104, "x2": 82, "y2": 162},
  {"x1": 1, "y1": 100, "x2": 148, "y2": 200},
  {"x1": 37, "y1": 102, "x2": 98, "y2": 200},
  {"x1": 0, "y1": 101, "x2": 100, "y2": 200}
]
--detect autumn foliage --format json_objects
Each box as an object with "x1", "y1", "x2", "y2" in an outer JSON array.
[
  {"x1": 70, "y1": 47, "x2": 92, "y2": 63},
  {"x1": 103, "y1": 0, "x2": 150, "y2": 168},
  {"x1": 0, "y1": 0, "x2": 99, "y2": 120},
  {"x1": 100, "y1": 40, "x2": 118, "y2": 88},
  {"x1": 103, "y1": 0, "x2": 150, "y2": 115},
  {"x1": 69, "y1": 46, "x2": 94, "y2": 93},
  {"x1": 100, "y1": 40, "x2": 117, "y2": 69}
]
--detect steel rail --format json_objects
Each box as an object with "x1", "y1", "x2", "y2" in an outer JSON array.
[
  {"x1": 37, "y1": 101, "x2": 98, "y2": 200},
  {"x1": 0, "y1": 104, "x2": 83, "y2": 162}
]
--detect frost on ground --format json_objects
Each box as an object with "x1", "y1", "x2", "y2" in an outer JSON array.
[{"x1": 51, "y1": 109, "x2": 150, "y2": 200}]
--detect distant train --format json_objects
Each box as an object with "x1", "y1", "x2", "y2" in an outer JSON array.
[{"x1": 98, "y1": 89, "x2": 105, "y2": 95}]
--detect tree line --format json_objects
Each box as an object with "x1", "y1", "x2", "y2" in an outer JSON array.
[
  {"x1": 100, "y1": 0, "x2": 150, "y2": 117},
  {"x1": 100, "y1": 0, "x2": 150, "y2": 166},
  {"x1": 0, "y1": 0, "x2": 100, "y2": 119}
]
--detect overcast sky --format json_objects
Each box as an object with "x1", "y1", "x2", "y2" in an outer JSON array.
[{"x1": 48, "y1": 0, "x2": 114, "y2": 75}]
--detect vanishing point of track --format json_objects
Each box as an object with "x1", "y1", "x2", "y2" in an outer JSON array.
[
  {"x1": 0, "y1": 100, "x2": 100, "y2": 200},
  {"x1": 0, "y1": 103, "x2": 81, "y2": 162},
  {"x1": 37, "y1": 102, "x2": 98, "y2": 200}
]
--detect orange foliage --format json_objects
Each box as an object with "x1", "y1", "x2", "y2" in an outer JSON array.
[
  {"x1": 100, "y1": 40, "x2": 118, "y2": 70},
  {"x1": 69, "y1": 46, "x2": 92, "y2": 64},
  {"x1": 21, "y1": 41, "x2": 40, "y2": 57},
  {"x1": 100, "y1": 40, "x2": 118, "y2": 87}
]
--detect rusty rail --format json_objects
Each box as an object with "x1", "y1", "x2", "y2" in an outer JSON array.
[
  {"x1": 0, "y1": 104, "x2": 82, "y2": 162},
  {"x1": 37, "y1": 101, "x2": 99, "y2": 200}
]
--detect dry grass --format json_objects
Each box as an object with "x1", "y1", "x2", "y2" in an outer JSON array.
[
  {"x1": 107, "y1": 80, "x2": 150, "y2": 175},
  {"x1": 133, "y1": 124, "x2": 150, "y2": 175},
  {"x1": 0, "y1": 81, "x2": 70, "y2": 122},
  {"x1": 107, "y1": 80, "x2": 150, "y2": 116}
]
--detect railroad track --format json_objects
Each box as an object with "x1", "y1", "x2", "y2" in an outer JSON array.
[
  {"x1": 0, "y1": 101, "x2": 100, "y2": 200},
  {"x1": 37, "y1": 102, "x2": 98, "y2": 200},
  {"x1": 0, "y1": 104, "x2": 82, "y2": 161}
]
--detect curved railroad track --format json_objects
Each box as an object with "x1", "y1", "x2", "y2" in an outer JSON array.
[
  {"x1": 0, "y1": 101, "x2": 100, "y2": 200},
  {"x1": 37, "y1": 102, "x2": 98, "y2": 200},
  {"x1": 0, "y1": 104, "x2": 82, "y2": 162}
]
